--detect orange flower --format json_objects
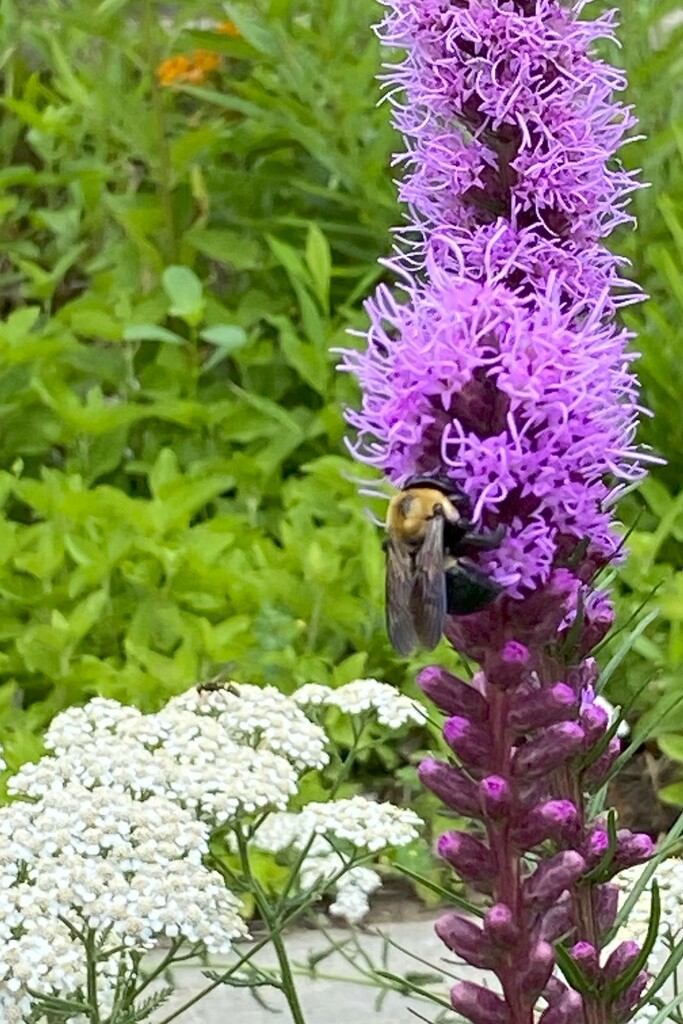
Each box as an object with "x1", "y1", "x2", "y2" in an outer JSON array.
[
  {"x1": 216, "y1": 20, "x2": 240, "y2": 37},
  {"x1": 191, "y1": 50, "x2": 221, "y2": 72},
  {"x1": 157, "y1": 55, "x2": 193, "y2": 86},
  {"x1": 157, "y1": 50, "x2": 221, "y2": 87}
]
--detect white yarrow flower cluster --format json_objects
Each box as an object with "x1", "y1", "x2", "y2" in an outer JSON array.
[
  {"x1": 168, "y1": 683, "x2": 329, "y2": 769},
  {"x1": 294, "y1": 678, "x2": 428, "y2": 729},
  {"x1": 0, "y1": 783, "x2": 247, "y2": 1018},
  {"x1": 251, "y1": 799, "x2": 421, "y2": 924},
  {"x1": 1, "y1": 677, "x2": 423, "y2": 1018}
]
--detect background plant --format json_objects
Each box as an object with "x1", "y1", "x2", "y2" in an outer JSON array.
[{"x1": 1, "y1": 0, "x2": 683, "y2": 851}]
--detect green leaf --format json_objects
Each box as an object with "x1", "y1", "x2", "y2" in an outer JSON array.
[
  {"x1": 266, "y1": 235, "x2": 312, "y2": 288},
  {"x1": 659, "y1": 781, "x2": 683, "y2": 805},
  {"x1": 658, "y1": 734, "x2": 683, "y2": 763},
  {"x1": 305, "y1": 224, "x2": 331, "y2": 311},
  {"x1": 200, "y1": 325, "x2": 248, "y2": 351},
  {"x1": 122, "y1": 325, "x2": 185, "y2": 345},
  {"x1": 185, "y1": 228, "x2": 263, "y2": 270},
  {"x1": 393, "y1": 864, "x2": 484, "y2": 918},
  {"x1": 161, "y1": 266, "x2": 205, "y2": 324}
]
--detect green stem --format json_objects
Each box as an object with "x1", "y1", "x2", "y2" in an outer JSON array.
[
  {"x1": 268, "y1": 924, "x2": 308, "y2": 1024},
  {"x1": 131, "y1": 939, "x2": 186, "y2": 1000},
  {"x1": 155, "y1": 854, "x2": 375, "y2": 1024},
  {"x1": 85, "y1": 930, "x2": 101, "y2": 1024},
  {"x1": 273, "y1": 720, "x2": 365, "y2": 915},
  {"x1": 236, "y1": 825, "x2": 307, "y2": 1024},
  {"x1": 154, "y1": 933, "x2": 277, "y2": 1024},
  {"x1": 141, "y1": 0, "x2": 177, "y2": 263}
]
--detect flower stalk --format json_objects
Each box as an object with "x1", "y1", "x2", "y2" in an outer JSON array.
[{"x1": 342, "y1": 0, "x2": 656, "y2": 1020}]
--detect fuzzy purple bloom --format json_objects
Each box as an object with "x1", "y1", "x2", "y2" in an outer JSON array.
[
  {"x1": 343, "y1": 256, "x2": 644, "y2": 596},
  {"x1": 343, "y1": 1, "x2": 655, "y2": 1022},
  {"x1": 340, "y1": 0, "x2": 652, "y2": 599}
]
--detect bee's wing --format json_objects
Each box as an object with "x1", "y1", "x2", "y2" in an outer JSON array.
[
  {"x1": 386, "y1": 534, "x2": 419, "y2": 655},
  {"x1": 412, "y1": 515, "x2": 447, "y2": 651}
]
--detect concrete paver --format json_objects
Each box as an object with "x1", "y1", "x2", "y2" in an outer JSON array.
[{"x1": 153, "y1": 919, "x2": 474, "y2": 1023}]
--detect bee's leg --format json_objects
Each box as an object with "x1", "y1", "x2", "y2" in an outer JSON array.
[
  {"x1": 457, "y1": 524, "x2": 506, "y2": 552},
  {"x1": 445, "y1": 564, "x2": 502, "y2": 615}
]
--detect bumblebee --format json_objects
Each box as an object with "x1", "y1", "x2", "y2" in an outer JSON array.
[{"x1": 385, "y1": 474, "x2": 504, "y2": 655}]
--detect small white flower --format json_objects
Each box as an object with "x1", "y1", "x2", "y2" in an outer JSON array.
[{"x1": 295, "y1": 679, "x2": 427, "y2": 729}]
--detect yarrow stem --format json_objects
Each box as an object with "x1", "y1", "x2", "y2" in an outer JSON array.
[
  {"x1": 341, "y1": 0, "x2": 657, "y2": 1020},
  {"x1": 235, "y1": 825, "x2": 307, "y2": 1024}
]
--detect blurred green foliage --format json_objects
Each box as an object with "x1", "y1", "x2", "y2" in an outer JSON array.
[
  {"x1": 1, "y1": 0, "x2": 683, "y2": 810},
  {"x1": 596, "y1": 0, "x2": 683, "y2": 767},
  {"x1": 0, "y1": 0, "x2": 470, "y2": 774}
]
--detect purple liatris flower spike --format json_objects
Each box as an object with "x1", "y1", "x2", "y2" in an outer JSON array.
[{"x1": 340, "y1": 1, "x2": 657, "y2": 1023}]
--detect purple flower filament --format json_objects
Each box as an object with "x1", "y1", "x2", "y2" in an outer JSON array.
[{"x1": 339, "y1": 1, "x2": 656, "y2": 1023}]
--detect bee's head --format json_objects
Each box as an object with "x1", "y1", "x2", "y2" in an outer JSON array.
[{"x1": 403, "y1": 474, "x2": 470, "y2": 515}]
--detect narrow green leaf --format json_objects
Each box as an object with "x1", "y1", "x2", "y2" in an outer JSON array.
[
  {"x1": 305, "y1": 224, "x2": 331, "y2": 311},
  {"x1": 122, "y1": 325, "x2": 185, "y2": 345},
  {"x1": 394, "y1": 864, "x2": 483, "y2": 917},
  {"x1": 600, "y1": 609, "x2": 660, "y2": 687}
]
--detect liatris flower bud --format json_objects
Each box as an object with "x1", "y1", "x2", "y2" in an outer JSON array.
[
  {"x1": 435, "y1": 913, "x2": 496, "y2": 970},
  {"x1": 512, "y1": 723, "x2": 585, "y2": 778},
  {"x1": 584, "y1": 827, "x2": 610, "y2": 868},
  {"x1": 508, "y1": 683, "x2": 577, "y2": 731},
  {"x1": 437, "y1": 832, "x2": 497, "y2": 884},
  {"x1": 581, "y1": 593, "x2": 615, "y2": 655},
  {"x1": 520, "y1": 941, "x2": 555, "y2": 1000},
  {"x1": 478, "y1": 776, "x2": 512, "y2": 821},
  {"x1": 570, "y1": 941, "x2": 600, "y2": 983},
  {"x1": 444, "y1": 716, "x2": 492, "y2": 769},
  {"x1": 594, "y1": 884, "x2": 620, "y2": 937},
  {"x1": 484, "y1": 903, "x2": 519, "y2": 948},
  {"x1": 539, "y1": 991, "x2": 585, "y2": 1024},
  {"x1": 538, "y1": 895, "x2": 573, "y2": 944},
  {"x1": 568, "y1": 659, "x2": 599, "y2": 699},
  {"x1": 580, "y1": 703, "x2": 610, "y2": 747},
  {"x1": 418, "y1": 758, "x2": 480, "y2": 817},
  {"x1": 604, "y1": 940, "x2": 641, "y2": 981},
  {"x1": 614, "y1": 971, "x2": 649, "y2": 1017},
  {"x1": 614, "y1": 831, "x2": 655, "y2": 870},
  {"x1": 513, "y1": 800, "x2": 580, "y2": 850},
  {"x1": 585, "y1": 736, "x2": 622, "y2": 786},
  {"x1": 524, "y1": 852, "x2": 587, "y2": 911},
  {"x1": 543, "y1": 977, "x2": 569, "y2": 1008},
  {"x1": 450, "y1": 981, "x2": 512, "y2": 1024},
  {"x1": 484, "y1": 641, "x2": 531, "y2": 689},
  {"x1": 417, "y1": 666, "x2": 488, "y2": 722}
]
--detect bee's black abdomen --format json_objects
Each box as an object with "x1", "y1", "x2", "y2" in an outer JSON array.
[{"x1": 446, "y1": 563, "x2": 502, "y2": 615}]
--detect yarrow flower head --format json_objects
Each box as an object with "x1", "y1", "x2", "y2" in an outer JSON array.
[
  {"x1": 294, "y1": 677, "x2": 428, "y2": 728},
  {"x1": 340, "y1": 1, "x2": 656, "y2": 1022},
  {"x1": 1, "y1": 679, "x2": 423, "y2": 1015}
]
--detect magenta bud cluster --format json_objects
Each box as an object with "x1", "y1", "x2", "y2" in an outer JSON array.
[{"x1": 418, "y1": 660, "x2": 651, "y2": 1022}]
